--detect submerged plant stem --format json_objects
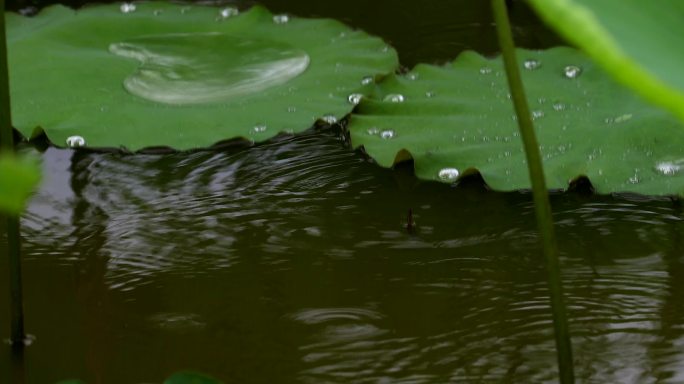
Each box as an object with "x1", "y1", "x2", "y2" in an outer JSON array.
[
  {"x1": 7, "y1": 215, "x2": 25, "y2": 346},
  {"x1": 491, "y1": 0, "x2": 575, "y2": 382},
  {"x1": 0, "y1": 0, "x2": 27, "y2": 347}
]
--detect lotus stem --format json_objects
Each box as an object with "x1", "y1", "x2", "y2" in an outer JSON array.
[
  {"x1": 491, "y1": 0, "x2": 575, "y2": 382},
  {"x1": 0, "y1": 0, "x2": 28, "y2": 348}
]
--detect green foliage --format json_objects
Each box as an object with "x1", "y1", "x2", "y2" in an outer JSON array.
[
  {"x1": 348, "y1": 47, "x2": 684, "y2": 195},
  {"x1": 6, "y1": 2, "x2": 397, "y2": 150},
  {"x1": 527, "y1": 0, "x2": 684, "y2": 123},
  {"x1": 0, "y1": 153, "x2": 41, "y2": 215}
]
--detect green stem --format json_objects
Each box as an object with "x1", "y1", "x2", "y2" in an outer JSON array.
[
  {"x1": 490, "y1": 0, "x2": 575, "y2": 382},
  {"x1": 0, "y1": 0, "x2": 10, "y2": 151},
  {"x1": 0, "y1": 0, "x2": 27, "y2": 347}
]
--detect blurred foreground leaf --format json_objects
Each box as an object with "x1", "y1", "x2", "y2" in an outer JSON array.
[
  {"x1": 527, "y1": 0, "x2": 684, "y2": 123},
  {"x1": 0, "y1": 153, "x2": 40, "y2": 215}
]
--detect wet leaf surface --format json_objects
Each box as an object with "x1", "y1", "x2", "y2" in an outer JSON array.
[
  {"x1": 6, "y1": 2, "x2": 397, "y2": 150},
  {"x1": 348, "y1": 47, "x2": 684, "y2": 196}
]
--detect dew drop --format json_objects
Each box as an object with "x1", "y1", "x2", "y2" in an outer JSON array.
[
  {"x1": 532, "y1": 110, "x2": 544, "y2": 120},
  {"x1": 347, "y1": 93, "x2": 363, "y2": 105},
  {"x1": 479, "y1": 67, "x2": 492, "y2": 75},
  {"x1": 361, "y1": 76, "x2": 374, "y2": 85},
  {"x1": 563, "y1": 65, "x2": 582, "y2": 79},
  {"x1": 553, "y1": 102, "x2": 566, "y2": 111},
  {"x1": 407, "y1": 73, "x2": 419, "y2": 81},
  {"x1": 153, "y1": 9, "x2": 163, "y2": 16},
  {"x1": 273, "y1": 14, "x2": 289, "y2": 24},
  {"x1": 321, "y1": 114, "x2": 337, "y2": 124},
  {"x1": 614, "y1": 114, "x2": 633, "y2": 123},
  {"x1": 66, "y1": 135, "x2": 85, "y2": 148},
  {"x1": 253, "y1": 124, "x2": 267, "y2": 133},
  {"x1": 348, "y1": 93, "x2": 363, "y2": 105},
  {"x1": 120, "y1": 2, "x2": 136, "y2": 13},
  {"x1": 380, "y1": 129, "x2": 396, "y2": 139},
  {"x1": 218, "y1": 7, "x2": 238, "y2": 19},
  {"x1": 655, "y1": 162, "x2": 681, "y2": 176},
  {"x1": 438, "y1": 168, "x2": 460, "y2": 181},
  {"x1": 366, "y1": 127, "x2": 379, "y2": 135},
  {"x1": 523, "y1": 59, "x2": 541, "y2": 70},
  {"x1": 287, "y1": 106, "x2": 297, "y2": 113},
  {"x1": 384, "y1": 94, "x2": 405, "y2": 103},
  {"x1": 425, "y1": 91, "x2": 436, "y2": 98}
]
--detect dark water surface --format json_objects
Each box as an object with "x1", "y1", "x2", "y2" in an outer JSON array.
[{"x1": 3, "y1": 1, "x2": 684, "y2": 383}]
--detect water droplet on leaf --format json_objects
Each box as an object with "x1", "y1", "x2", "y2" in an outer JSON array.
[
  {"x1": 380, "y1": 129, "x2": 396, "y2": 139},
  {"x1": 553, "y1": 102, "x2": 566, "y2": 111},
  {"x1": 109, "y1": 33, "x2": 309, "y2": 105},
  {"x1": 479, "y1": 67, "x2": 492, "y2": 75},
  {"x1": 66, "y1": 135, "x2": 85, "y2": 148},
  {"x1": 120, "y1": 2, "x2": 136, "y2": 13},
  {"x1": 361, "y1": 76, "x2": 374, "y2": 85},
  {"x1": 253, "y1": 124, "x2": 267, "y2": 133},
  {"x1": 321, "y1": 114, "x2": 337, "y2": 124},
  {"x1": 272, "y1": 14, "x2": 289, "y2": 24},
  {"x1": 564, "y1": 65, "x2": 582, "y2": 79},
  {"x1": 438, "y1": 168, "x2": 459, "y2": 181},
  {"x1": 523, "y1": 59, "x2": 541, "y2": 70},
  {"x1": 655, "y1": 162, "x2": 681, "y2": 176},
  {"x1": 367, "y1": 127, "x2": 379, "y2": 135},
  {"x1": 384, "y1": 94, "x2": 405, "y2": 103},
  {"x1": 348, "y1": 93, "x2": 363, "y2": 105},
  {"x1": 218, "y1": 7, "x2": 238, "y2": 19}
]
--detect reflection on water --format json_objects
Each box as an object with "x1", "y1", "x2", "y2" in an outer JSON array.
[{"x1": 1, "y1": 130, "x2": 684, "y2": 383}]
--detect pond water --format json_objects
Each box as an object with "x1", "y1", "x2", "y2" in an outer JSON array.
[{"x1": 3, "y1": 1, "x2": 684, "y2": 383}]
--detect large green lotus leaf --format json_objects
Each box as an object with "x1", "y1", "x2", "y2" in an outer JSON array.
[
  {"x1": 0, "y1": 153, "x2": 41, "y2": 215},
  {"x1": 6, "y1": 2, "x2": 397, "y2": 150},
  {"x1": 348, "y1": 47, "x2": 684, "y2": 195},
  {"x1": 527, "y1": 0, "x2": 684, "y2": 124}
]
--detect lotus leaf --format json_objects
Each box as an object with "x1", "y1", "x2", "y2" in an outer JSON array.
[
  {"x1": 6, "y1": 2, "x2": 397, "y2": 150},
  {"x1": 527, "y1": 0, "x2": 684, "y2": 123},
  {"x1": 0, "y1": 153, "x2": 41, "y2": 215},
  {"x1": 348, "y1": 47, "x2": 684, "y2": 196}
]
